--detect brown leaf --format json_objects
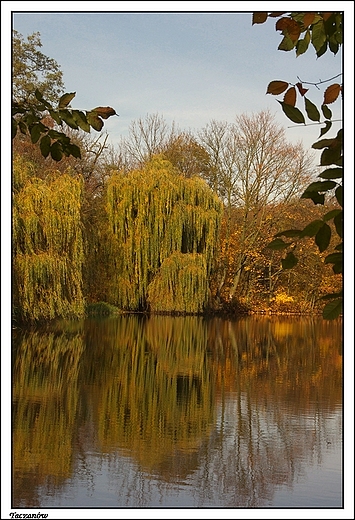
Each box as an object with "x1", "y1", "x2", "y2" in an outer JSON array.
[
  {"x1": 275, "y1": 17, "x2": 301, "y2": 42},
  {"x1": 283, "y1": 86, "x2": 296, "y2": 106},
  {"x1": 266, "y1": 80, "x2": 289, "y2": 95},
  {"x1": 323, "y1": 84, "x2": 341, "y2": 105},
  {"x1": 92, "y1": 106, "x2": 118, "y2": 119},
  {"x1": 268, "y1": 12, "x2": 287, "y2": 17},
  {"x1": 296, "y1": 82, "x2": 309, "y2": 96},
  {"x1": 252, "y1": 12, "x2": 268, "y2": 25},
  {"x1": 302, "y1": 12, "x2": 315, "y2": 28}
]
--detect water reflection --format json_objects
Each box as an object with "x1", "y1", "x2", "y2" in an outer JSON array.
[{"x1": 12, "y1": 315, "x2": 342, "y2": 507}]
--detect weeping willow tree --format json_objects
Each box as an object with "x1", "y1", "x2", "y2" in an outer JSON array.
[
  {"x1": 106, "y1": 156, "x2": 223, "y2": 313},
  {"x1": 13, "y1": 155, "x2": 85, "y2": 321}
]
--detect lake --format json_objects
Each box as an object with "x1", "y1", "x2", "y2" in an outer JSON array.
[{"x1": 12, "y1": 315, "x2": 343, "y2": 509}]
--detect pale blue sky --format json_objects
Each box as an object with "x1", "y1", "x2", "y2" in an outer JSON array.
[{"x1": 10, "y1": 6, "x2": 345, "y2": 152}]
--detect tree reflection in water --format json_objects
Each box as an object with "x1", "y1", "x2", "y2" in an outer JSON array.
[{"x1": 12, "y1": 315, "x2": 342, "y2": 507}]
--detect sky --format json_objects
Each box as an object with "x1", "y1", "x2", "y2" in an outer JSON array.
[
  {"x1": 6, "y1": 3, "x2": 348, "y2": 154},
  {"x1": 1, "y1": 3, "x2": 355, "y2": 519}
]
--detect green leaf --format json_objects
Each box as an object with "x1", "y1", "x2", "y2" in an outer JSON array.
[
  {"x1": 63, "y1": 143, "x2": 81, "y2": 159},
  {"x1": 304, "y1": 97, "x2": 320, "y2": 121},
  {"x1": 59, "y1": 109, "x2": 79, "y2": 129},
  {"x1": 50, "y1": 141, "x2": 63, "y2": 161},
  {"x1": 329, "y1": 40, "x2": 339, "y2": 55},
  {"x1": 49, "y1": 110, "x2": 62, "y2": 125},
  {"x1": 30, "y1": 123, "x2": 43, "y2": 144},
  {"x1": 58, "y1": 92, "x2": 76, "y2": 109},
  {"x1": 299, "y1": 219, "x2": 324, "y2": 237},
  {"x1": 312, "y1": 138, "x2": 337, "y2": 149},
  {"x1": 315, "y1": 222, "x2": 331, "y2": 252},
  {"x1": 320, "y1": 291, "x2": 342, "y2": 301},
  {"x1": 319, "y1": 121, "x2": 332, "y2": 137},
  {"x1": 318, "y1": 168, "x2": 342, "y2": 179},
  {"x1": 277, "y1": 101, "x2": 305, "y2": 124},
  {"x1": 322, "y1": 298, "x2": 342, "y2": 320},
  {"x1": 316, "y1": 41, "x2": 328, "y2": 58},
  {"x1": 296, "y1": 30, "x2": 311, "y2": 56},
  {"x1": 332, "y1": 262, "x2": 342, "y2": 274},
  {"x1": 322, "y1": 209, "x2": 342, "y2": 221},
  {"x1": 35, "y1": 89, "x2": 44, "y2": 101},
  {"x1": 86, "y1": 111, "x2": 104, "y2": 131},
  {"x1": 267, "y1": 238, "x2": 292, "y2": 250},
  {"x1": 324, "y1": 252, "x2": 342, "y2": 265},
  {"x1": 72, "y1": 110, "x2": 91, "y2": 132},
  {"x1": 274, "y1": 229, "x2": 302, "y2": 238},
  {"x1": 39, "y1": 134, "x2": 51, "y2": 158},
  {"x1": 311, "y1": 19, "x2": 326, "y2": 51},
  {"x1": 282, "y1": 252, "x2": 298, "y2": 269},
  {"x1": 302, "y1": 180, "x2": 336, "y2": 192},
  {"x1": 320, "y1": 147, "x2": 342, "y2": 166},
  {"x1": 335, "y1": 186, "x2": 343, "y2": 207},
  {"x1": 18, "y1": 121, "x2": 27, "y2": 134},
  {"x1": 321, "y1": 104, "x2": 332, "y2": 119},
  {"x1": 34, "y1": 89, "x2": 52, "y2": 108},
  {"x1": 301, "y1": 190, "x2": 325, "y2": 205},
  {"x1": 278, "y1": 34, "x2": 295, "y2": 51}
]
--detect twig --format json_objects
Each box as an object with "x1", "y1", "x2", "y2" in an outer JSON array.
[{"x1": 297, "y1": 73, "x2": 342, "y2": 90}]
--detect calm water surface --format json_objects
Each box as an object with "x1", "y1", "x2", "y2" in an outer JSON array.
[{"x1": 12, "y1": 315, "x2": 343, "y2": 508}]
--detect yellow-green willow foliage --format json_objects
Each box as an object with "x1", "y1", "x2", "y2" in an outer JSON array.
[
  {"x1": 13, "y1": 155, "x2": 85, "y2": 321},
  {"x1": 106, "y1": 156, "x2": 223, "y2": 312}
]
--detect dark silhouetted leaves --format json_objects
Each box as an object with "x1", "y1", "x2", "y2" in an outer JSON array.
[
  {"x1": 277, "y1": 101, "x2": 305, "y2": 123},
  {"x1": 30, "y1": 123, "x2": 45, "y2": 144},
  {"x1": 302, "y1": 180, "x2": 337, "y2": 192},
  {"x1": 299, "y1": 219, "x2": 324, "y2": 238},
  {"x1": 322, "y1": 209, "x2": 342, "y2": 221},
  {"x1": 319, "y1": 121, "x2": 332, "y2": 137},
  {"x1": 321, "y1": 104, "x2": 332, "y2": 119},
  {"x1": 322, "y1": 298, "x2": 342, "y2": 319},
  {"x1": 282, "y1": 252, "x2": 298, "y2": 269},
  {"x1": 304, "y1": 97, "x2": 320, "y2": 121},
  {"x1": 50, "y1": 141, "x2": 63, "y2": 161},
  {"x1": 318, "y1": 167, "x2": 342, "y2": 179},
  {"x1": 39, "y1": 135, "x2": 51, "y2": 158},
  {"x1": 267, "y1": 238, "x2": 292, "y2": 250},
  {"x1": 315, "y1": 222, "x2": 331, "y2": 252},
  {"x1": 72, "y1": 110, "x2": 91, "y2": 132}
]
